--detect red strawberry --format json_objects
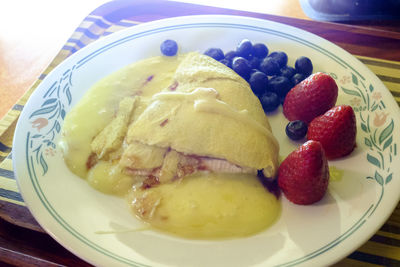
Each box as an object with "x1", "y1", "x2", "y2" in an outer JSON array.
[
  {"x1": 307, "y1": 105, "x2": 356, "y2": 159},
  {"x1": 278, "y1": 140, "x2": 329, "y2": 205},
  {"x1": 283, "y1": 72, "x2": 338, "y2": 123}
]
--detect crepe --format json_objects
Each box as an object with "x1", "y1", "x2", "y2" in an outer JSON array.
[{"x1": 89, "y1": 52, "x2": 279, "y2": 184}]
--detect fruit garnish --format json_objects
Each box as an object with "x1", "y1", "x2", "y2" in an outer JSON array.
[
  {"x1": 280, "y1": 66, "x2": 296, "y2": 79},
  {"x1": 269, "y1": 76, "x2": 292, "y2": 98},
  {"x1": 232, "y1": 57, "x2": 252, "y2": 80},
  {"x1": 278, "y1": 140, "x2": 329, "y2": 205},
  {"x1": 259, "y1": 57, "x2": 280, "y2": 76},
  {"x1": 268, "y1": 51, "x2": 288, "y2": 68},
  {"x1": 252, "y1": 43, "x2": 269, "y2": 58},
  {"x1": 291, "y1": 73, "x2": 306, "y2": 85},
  {"x1": 260, "y1": 92, "x2": 280, "y2": 112},
  {"x1": 236, "y1": 39, "x2": 253, "y2": 58},
  {"x1": 224, "y1": 50, "x2": 238, "y2": 60},
  {"x1": 249, "y1": 71, "x2": 269, "y2": 96},
  {"x1": 285, "y1": 120, "x2": 308, "y2": 141},
  {"x1": 160, "y1": 40, "x2": 178, "y2": 56},
  {"x1": 202, "y1": 39, "x2": 316, "y2": 111},
  {"x1": 204, "y1": 48, "x2": 225, "y2": 61},
  {"x1": 307, "y1": 105, "x2": 357, "y2": 159},
  {"x1": 283, "y1": 72, "x2": 338, "y2": 123},
  {"x1": 295, "y1": 56, "x2": 313, "y2": 76}
]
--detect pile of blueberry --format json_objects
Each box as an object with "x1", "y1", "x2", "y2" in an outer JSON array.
[
  {"x1": 160, "y1": 39, "x2": 312, "y2": 141},
  {"x1": 203, "y1": 39, "x2": 313, "y2": 113}
]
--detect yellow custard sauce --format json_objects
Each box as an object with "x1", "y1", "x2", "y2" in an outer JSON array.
[
  {"x1": 129, "y1": 173, "x2": 280, "y2": 239},
  {"x1": 59, "y1": 55, "x2": 183, "y2": 179},
  {"x1": 59, "y1": 52, "x2": 281, "y2": 239}
]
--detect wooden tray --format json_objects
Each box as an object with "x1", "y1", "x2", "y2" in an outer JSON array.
[{"x1": 1, "y1": 0, "x2": 399, "y2": 265}]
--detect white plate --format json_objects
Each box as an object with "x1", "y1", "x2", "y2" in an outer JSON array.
[{"x1": 13, "y1": 15, "x2": 400, "y2": 267}]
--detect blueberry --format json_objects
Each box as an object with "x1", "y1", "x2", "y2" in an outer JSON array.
[
  {"x1": 291, "y1": 73, "x2": 306, "y2": 85},
  {"x1": 236, "y1": 39, "x2": 253, "y2": 58},
  {"x1": 252, "y1": 43, "x2": 269, "y2": 58},
  {"x1": 219, "y1": 58, "x2": 232, "y2": 68},
  {"x1": 268, "y1": 76, "x2": 293, "y2": 97},
  {"x1": 260, "y1": 92, "x2": 280, "y2": 112},
  {"x1": 295, "y1": 56, "x2": 313, "y2": 76},
  {"x1": 160, "y1": 39, "x2": 178, "y2": 56},
  {"x1": 248, "y1": 56, "x2": 261, "y2": 69},
  {"x1": 259, "y1": 57, "x2": 280, "y2": 76},
  {"x1": 232, "y1": 57, "x2": 252, "y2": 80},
  {"x1": 249, "y1": 71, "x2": 268, "y2": 96},
  {"x1": 204, "y1": 48, "x2": 225, "y2": 61},
  {"x1": 250, "y1": 68, "x2": 259, "y2": 76},
  {"x1": 224, "y1": 50, "x2": 237, "y2": 61},
  {"x1": 285, "y1": 120, "x2": 308, "y2": 140},
  {"x1": 268, "y1": 51, "x2": 288, "y2": 68},
  {"x1": 280, "y1": 66, "x2": 296, "y2": 78}
]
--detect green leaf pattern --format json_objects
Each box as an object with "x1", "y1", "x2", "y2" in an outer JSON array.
[
  {"x1": 339, "y1": 71, "x2": 396, "y2": 192},
  {"x1": 28, "y1": 65, "x2": 75, "y2": 175},
  {"x1": 379, "y1": 120, "x2": 394, "y2": 145}
]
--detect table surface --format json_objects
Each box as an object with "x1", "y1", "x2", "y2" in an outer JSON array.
[{"x1": 1, "y1": 0, "x2": 400, "y2": 266}]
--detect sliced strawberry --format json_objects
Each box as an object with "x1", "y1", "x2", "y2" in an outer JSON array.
[
  {"x1": 278, "y1": 140, "x2": 329, "y2": 205},
  {"x1": 283, "y1": 72, "x2": 338, "y2": 123},
  {"x1": 307, "y1": 105, "x2": 357, "y2": 159}
]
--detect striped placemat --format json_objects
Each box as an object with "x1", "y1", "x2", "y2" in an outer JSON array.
[{"x1": 1, "y1": 13, "x2": 399, "y2": 266}]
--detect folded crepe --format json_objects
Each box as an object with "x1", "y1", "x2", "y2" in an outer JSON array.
[{"x1": 91, "y1": 52, "x2": 279, "y2": 184}]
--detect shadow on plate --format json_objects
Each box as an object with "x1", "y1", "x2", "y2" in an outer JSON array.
[{"x1": 109, "y1": 221, "x2": 285, "y2": 267}]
